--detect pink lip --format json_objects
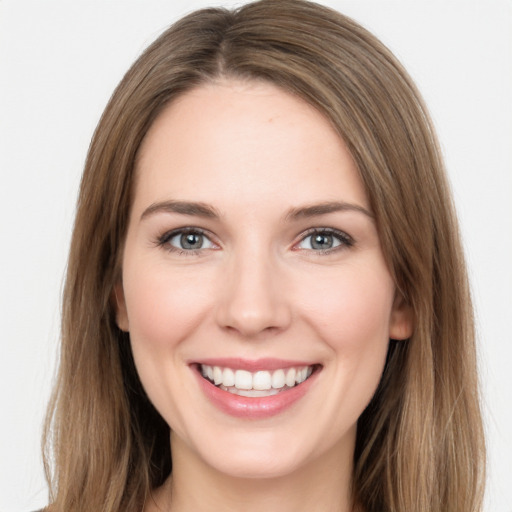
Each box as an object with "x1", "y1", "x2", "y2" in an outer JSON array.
[{"x1": 191, "y1": 361, "x2": 320, "y2": 419}]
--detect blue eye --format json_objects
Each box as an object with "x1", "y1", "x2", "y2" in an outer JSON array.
[
  {"x1": 159, "y1": 229, "x2": 215, "y2": 253},
  {"x1": 297, "y1": 229, "x2": 353, "y2": 252}
]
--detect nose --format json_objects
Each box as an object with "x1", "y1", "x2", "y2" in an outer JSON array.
[{"x1": 215, "y1": 248, "x2": 292, "y2": 338}]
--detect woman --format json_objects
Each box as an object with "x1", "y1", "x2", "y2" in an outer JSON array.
[{"x1": 42, "y1": 0, "x2": 485, "y2": 511}]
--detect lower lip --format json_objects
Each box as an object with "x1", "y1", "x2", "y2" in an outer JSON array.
[{"x1": 193, "y1": 366, "x2": 319, "y2": 419}]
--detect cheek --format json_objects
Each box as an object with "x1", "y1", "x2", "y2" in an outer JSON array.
[
  {"x1": 298, "y1": 262, "x2": 395, "y2": 350},
  {"x1": 123, "y1": 260, "x2": 213, "y2": 349},
  {"x1": 296, "y1": 262, "x2": 394, "y2": 432},
  {"x1": 122, "y1": 259, "x2": 215, "y2": 430}
]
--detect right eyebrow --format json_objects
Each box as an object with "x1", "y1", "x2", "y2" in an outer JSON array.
[
  {"x1": 140, "y1": 200, "x2": 221, "y2": 221},
  {"x1": 285, "y1": 200, "x2": 373, "y2": 222}
]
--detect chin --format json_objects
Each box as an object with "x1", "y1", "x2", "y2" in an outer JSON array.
[
  {"x1": 179, "y1": 421, "x2": 346, "y2": 482},
  {"x1": 203, "y1": 447, "x2": 306, "y2": 480}
]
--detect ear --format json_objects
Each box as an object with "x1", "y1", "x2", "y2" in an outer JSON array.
[
  {"x1": 112, "y1": 281, "x2": 130, "y2": 332},
  {"x1": 389, "y1": 293, "x2": 414, "y2": 340}
]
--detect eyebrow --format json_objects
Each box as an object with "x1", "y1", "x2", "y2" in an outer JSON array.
[
  {"x1": 140, "y1": 199, "x2": 373, "y2": 222},
  {"x1": 285, "y1": 201, "x2": 373, "y2": 221},
  {"x1": 140, "y1": 200, "x2": 221, "y2": 221}
]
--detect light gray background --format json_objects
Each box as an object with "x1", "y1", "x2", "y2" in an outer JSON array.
[{"x1": 1, "y1": 1, "x2": 511, "y2": 511}]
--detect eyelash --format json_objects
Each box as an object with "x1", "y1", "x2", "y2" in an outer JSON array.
[
  {"x1": 156, "y1": 227, "x2": 354, "y2": 256},
  {"x1": 156, "y1": 227, "x2": 216, "y2": 256},
  {"x1": 294, "y1": 228, "x2": 354, "y2": 254}
]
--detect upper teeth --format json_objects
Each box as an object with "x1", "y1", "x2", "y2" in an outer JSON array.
[{"x1": 200, "y1": 365, "x2": 313, "y2": 391}]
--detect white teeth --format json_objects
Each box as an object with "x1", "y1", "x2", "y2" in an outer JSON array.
[
  {"x1": 285, "y1": 368, "x2": 296, "y2": 387},
  {"x1": 219, "y1": 385, "x2": 281, "y2": 397},
  {"x1": 200, "y1": 364, "x2": 314, "y2": 393},
  {"x1": 253, "y1": 371, "x2": 272, "y2": 390},
  {"x1": 223, "y1": 367, "x2": 235, "y2": 387},
  {"x1": 213, "y1": 366, "x2": 223, "y2": 385},
  {"x1": 235, "y1": 369, "x2": 253, "y2": 390},
  {"x1": 271, "y1": 369, "x2": 285, "y2": 389},
  {"x1": 297, "y1": 367, "x2": 307, "y2": 383}
]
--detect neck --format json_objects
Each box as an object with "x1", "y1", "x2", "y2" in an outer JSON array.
[{"x1": 149, "y1": 431, "x2": 355, "y2": 512}]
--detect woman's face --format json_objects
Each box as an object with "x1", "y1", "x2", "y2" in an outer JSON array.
[{"x1": 116, "y1": 80, "x2": 412, "y2": 479}]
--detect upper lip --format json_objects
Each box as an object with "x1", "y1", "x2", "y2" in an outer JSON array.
[{"x1": 191, "y1": 357, "x2": 319, "y2": 372}]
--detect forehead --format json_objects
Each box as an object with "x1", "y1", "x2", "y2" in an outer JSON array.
[{"x1": 134, "y1": 79, "x2": 368, "y2": 214}]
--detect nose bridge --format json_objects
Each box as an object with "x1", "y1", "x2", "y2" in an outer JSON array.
[{"x1": 216, "y1": 241, "x2": 291, "y2": 337}]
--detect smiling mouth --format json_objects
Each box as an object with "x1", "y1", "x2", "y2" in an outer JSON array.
[{"x1": 199, "y1": 364, "x2": 318, "y2": 397}]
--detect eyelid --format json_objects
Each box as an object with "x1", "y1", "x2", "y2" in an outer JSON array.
[
  {"x1": 293, "y1": 227, "x2": 354, "y2": 253},
  {"x1": 156, "y1": 226, "x2": 219, "y2": 255},
  {"x1": 154, "y1": 226, "x2": 353, "y2": 256}
]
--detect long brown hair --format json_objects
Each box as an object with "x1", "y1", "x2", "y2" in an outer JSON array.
[{"x1": 43, "y1": 1, "x2": 485, "y2": 511}]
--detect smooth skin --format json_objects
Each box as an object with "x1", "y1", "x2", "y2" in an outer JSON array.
[{"x1": 115, "y1": 79, "x2": 413, "y2": 512}]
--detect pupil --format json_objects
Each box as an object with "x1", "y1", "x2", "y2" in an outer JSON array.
[
  {"x1": 312, "y1": 233, "x2": 332, "y2": 250},
  {"x1": 181, "y1": 232, "x2": 202, "y2": 249}
]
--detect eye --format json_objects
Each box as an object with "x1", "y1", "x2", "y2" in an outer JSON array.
[
  {"x1": 296, "y1": 229, "x2": 353, "y2": 252},
  {"x1": 158, "y1": 228, "x2": 216, "y2": 253}
]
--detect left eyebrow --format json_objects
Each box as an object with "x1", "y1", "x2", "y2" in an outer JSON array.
[
  {"x1": 285, "y1": 201, "x2": 373, "y2": 221},
  {"x1": 140, "y1": 200, "x2": 221, "y2": 221}
]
